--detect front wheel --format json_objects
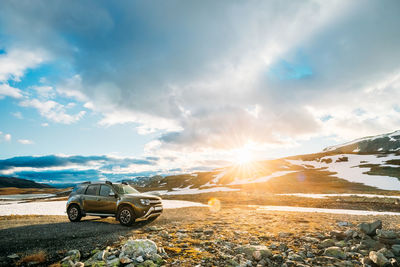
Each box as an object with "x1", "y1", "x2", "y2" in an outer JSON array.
[
  {"x1": 118, "y1": 206, "x2": 135, "y2": 226},
  {"x1": 67, "y1": 204, "x2": 82, "y2": 222}
]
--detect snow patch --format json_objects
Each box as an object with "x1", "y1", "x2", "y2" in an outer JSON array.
[
  {"x1": 286, "y1": 154, "x2": 400, "y2": 190},
  {"x1": 229, "y1": 171, "x2": 296, "y2": 185},
  {"x1": 251, "y1": 205, "x2": 400, "y2": 216},
  {"x1": 0, "y1": 194, "x2": 56, "y2": 200},
  {"x1": 147, "y1": 186, "x2": 239, "y2": 195},
  {"x1": 277, "y1": 193, "x2": 400, "y2": 199}
]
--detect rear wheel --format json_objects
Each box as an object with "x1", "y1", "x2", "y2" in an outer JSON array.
[
  {"x1": 118, "y1": 206, "x2": 135, "y2": 226},
  {"x1": 67, "y1": 204, "x2": 82, "y2": 222}
]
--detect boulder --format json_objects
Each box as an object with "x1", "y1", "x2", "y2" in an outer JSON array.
[
  {"x1": 369, "y1": 251, "x2": 390, "y2": 267},
  {"x1": 392, "y1": 244, "x2": 400, "y2": 256},
  {"x1": 323, "y1": 247, "x2": 346, "y2": 259},
  {"x1": 320, "y1": 239, "x2": 335, "y2": 248},
  {"x1": 378, "y1": 248, "x2": 395, "y2": 259},
  {"x1": 119, "y1": 239, "x2": 158, "y2": 259},
  {"x1": 377, "y1": 229, "x2": 397, "y2": 239},
  {"x1": 235, "y1": 245, "x2": 272, "y2": 260},
  {"x1": 358, "y1": 220, "x2": 382, "y2": 236}
]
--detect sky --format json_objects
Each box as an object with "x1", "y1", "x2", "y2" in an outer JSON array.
[{"x1": 0, "y1": 0, "x2": 400, "y2": 184}]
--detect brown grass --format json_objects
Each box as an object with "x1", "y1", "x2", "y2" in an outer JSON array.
[{"x1": 17, "y1": 251, "x2": 47, "y2": 265}]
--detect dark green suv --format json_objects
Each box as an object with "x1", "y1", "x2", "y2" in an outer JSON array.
[{"x1": 66, "y1": 181, "x2": 163, "y2": 226}]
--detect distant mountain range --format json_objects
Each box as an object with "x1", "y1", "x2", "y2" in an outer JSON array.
[{"x1": 0, "y1": 177, "x2": 53, "y2": 188}]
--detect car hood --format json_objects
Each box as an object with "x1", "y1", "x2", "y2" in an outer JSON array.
[{"x1": 122, "y1": 193, "x2": 161, "y2": 200}]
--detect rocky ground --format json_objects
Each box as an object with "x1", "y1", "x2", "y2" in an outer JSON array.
[{"x1": 2, "y1": 204, "x2": 400, "y2": 266}]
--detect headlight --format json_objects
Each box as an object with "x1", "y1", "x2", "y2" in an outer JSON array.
[{"x1": 140, "y1": 199, "x2": 150, "y2": 205}]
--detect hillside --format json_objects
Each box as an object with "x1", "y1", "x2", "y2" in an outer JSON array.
[
  {"x1": 323, "y1": 130, "x2": 400, "y2": 153},
  {"x1": 0, "y1": 177, "x2": 53, "y2": 188},
  {"x1": 141, "y1": 131, "x2": 400, "y2": 195}
]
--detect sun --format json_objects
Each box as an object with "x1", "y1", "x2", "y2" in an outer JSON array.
[{"x1": 234, "y1": 147, "x2": 254, "y2": 165}]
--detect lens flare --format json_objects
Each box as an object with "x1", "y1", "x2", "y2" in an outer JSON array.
[{"x1": 208, "y1": 197, "x2": 221, "y2": 212}]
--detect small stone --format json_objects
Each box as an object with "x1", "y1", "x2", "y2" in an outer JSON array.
[
  {"x1": 136, "y1": 256, "x2": 144, "y2": 263},
  {"x1": 306, "y1": 251, "x2": 314, "y2": 258},
  {"x1": 107, "y1": 257, "x2": 120, "y2": 267},
  {"x1": 120, "y1": 256, "x2": 132, "y2": 264},
  {"x1": 390, "y1": 258, "x2": 400, "y2": 267},
  {"x1": 378, "y1": 248, "x2": 395, "y2": 259},
  {"x1": 320, "y1": 239, "x2": 335, "y2": 248},
  {"x1": 358, "y1": 220, "x2": 382, "y2": 236},
  {"x1": 323, "y1": 246, "x2": 346, "y2": 259},
  {"x1": 272, "y1": 254, "x2": 283, "y2": 262},
  {"x1": 344, "y1": 229, "x2": 354, "y2": 238},
  {"x1": 287, "y1": 253, "x2": 303, "y2": 262},
  {"x1": 330, "y1": 230, "x2": 346, "y2": 240},
  {"x1": 137, "y1": 259, "x2": 157, "y2": 267},
  {"x1": 7, "y1": 254, "x2": 19, "y2": 259},
  {"x1": 159, "y1": 230, "x2": 169, "y2": 238},
  {"x1": 338, "y1": 221, "x2": 351, "y2": 227},
  {"x1": 253, "y1": 251, "x2": 261, "y2": 261},
  {"x1": 369, "y1": 251, "x2": 389, "y2": 267},
  {"x1": 146, "y1": 226, "x2": 164, "y2": 232},
  {"x1": 204, "y1": 229, "x2": 214, "y2": 235},
  {"x1": 74, "y1": 262, "x2": 84, "y2": 267},
  {"x1": 335, "y1": 240, "x2": 347, "y2": 248}
]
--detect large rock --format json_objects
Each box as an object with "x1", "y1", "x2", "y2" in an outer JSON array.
[
  {"x1": 392, "y1": 244, "x2": 400, "y2": 256},
  {"x1": 235, "y1": 245, "x2": 272, "y2": 260},
  {"x1": 377, "y1": 229, "x2": 397, "y2": 239},
  {"x1": 369, "y1": 251, "x2": 390, "y2": 267},
  {"x1": 358, "y1": 220, "x2": 382, "y2": 236},
  {"x1": 120, "y1": 239, "x2": 158, "y2": 259},
  {"x1": 320, "y1": 239, "x2": 335, "y2": 248},
  {"x1": 323, "y1": 247, "x2": 346, "y2": 259}
]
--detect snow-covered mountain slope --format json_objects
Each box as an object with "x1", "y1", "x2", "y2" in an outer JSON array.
[
  {"x1": 140, "y1": 130, "x2": 400, "y2": 194},
  {"x1": 323, "y1": 130, "x2": 400, "y2": 153},
  {"x1": 287, "y1": 153, "x2": 400, "y2": 190}
]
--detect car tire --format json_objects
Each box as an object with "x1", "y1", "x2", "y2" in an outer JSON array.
[
  {"x1": 67, "y1": 204, "x2": 82, "y2": 222},
  {"x1": 118, "y1": 206, "x2": 135, "y2": 226}
]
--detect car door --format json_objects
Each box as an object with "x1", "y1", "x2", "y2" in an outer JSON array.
[
  {"x1": 97, "y1": 185, "x2": 118, "y2": 214},
  {"x1": 82, "y1": 184, "x2": 100, "y2": 213}
]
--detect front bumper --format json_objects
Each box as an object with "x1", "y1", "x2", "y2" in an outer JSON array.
[{"x1": 135, "y1": 199, "x2": 163, "y2": 222}]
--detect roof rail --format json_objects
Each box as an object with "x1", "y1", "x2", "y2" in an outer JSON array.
[
  {"x1": 81, "y1": 181, "x2": 91, "y2": 184},
  {"x1": 105, "y1": 181, "x2": 113, "y2": 185}
]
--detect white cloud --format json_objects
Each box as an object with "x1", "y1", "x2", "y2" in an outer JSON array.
[
  {"x1": 19, "y1": 98, "x2": 86, "y2": 124},
  {"x1": 18, "y1": 139, "x2": 34, "y2": 145},
  {"x1": 32, "y1": 85, "x2": 55, "y2": 98},
  {"x1": 41, "y1": 123, "x2": 49, "y2": 127},
  {"x1": 0, "y1": 48, "x2": 47, "y2": 82},
  {"x1": 0, "y1": 83, "x2": 23, "y2": 99},
  {"x1": 98, "y1": 109, "x2": 182, "y2": 134},
  {"x1": 11, "y1": 111, "x2": 23, "y2": 119}
]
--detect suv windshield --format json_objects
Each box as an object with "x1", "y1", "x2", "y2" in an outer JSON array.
[{"x1": 113, "y1": 184, "x2": 139, "y2": 194}]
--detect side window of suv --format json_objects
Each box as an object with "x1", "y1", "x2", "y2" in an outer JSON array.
[
  {"x1": 99, "y1": 185, "x2": 112, "y2": 197},
  {"x1": 85, "y1": 185, "x2": 99, "y2": 195},
  {"x1": 73, "y1": 184, "x2": 87, "y2": 194}
]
